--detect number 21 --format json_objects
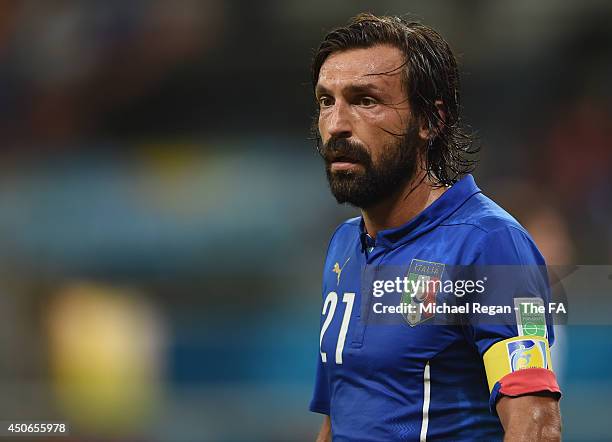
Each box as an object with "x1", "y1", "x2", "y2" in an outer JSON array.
[{"x1": 319, "y1": 291, "x2": 355, "y2": 364}]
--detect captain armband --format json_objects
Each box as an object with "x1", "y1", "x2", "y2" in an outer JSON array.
[{"x1": 483, "y1": 336, "x2": 561, "y2": 409}]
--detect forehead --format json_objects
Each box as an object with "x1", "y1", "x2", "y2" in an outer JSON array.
[{"x1": 317, "y1": 45, "x2": 405, "y2": 90}]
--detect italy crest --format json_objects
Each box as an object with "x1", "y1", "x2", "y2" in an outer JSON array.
[{"x1": 401, "y1": 259, "x2": 445, "y2": 326}]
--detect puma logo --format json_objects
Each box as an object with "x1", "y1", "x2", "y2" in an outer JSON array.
[{"x1": 332, "y1": 257, "x2": 351, "y2": 285}]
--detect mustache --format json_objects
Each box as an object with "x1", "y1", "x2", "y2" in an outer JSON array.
[{"x1": 320, "y1": 137, "x2": 371, "y2": 165}]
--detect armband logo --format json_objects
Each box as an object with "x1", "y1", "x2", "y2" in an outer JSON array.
[
  {"x1": 507, "y1": 339, "x2": 548, "y2": 372},
  {"x1": 483, "y1": 336, "x2": 553, "y2": 392}
]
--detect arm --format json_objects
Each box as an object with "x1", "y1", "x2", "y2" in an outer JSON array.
[
  {"x1": 315, "y1": 415, "x2": 331, "y2": 442},
  {"x1": 497, "y1": 394, "x2": 561, "y2": 442}
]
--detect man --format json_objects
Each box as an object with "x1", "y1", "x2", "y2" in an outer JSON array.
[{"x1": 310, "y1": 14, "x2": 561, "y2": 441}]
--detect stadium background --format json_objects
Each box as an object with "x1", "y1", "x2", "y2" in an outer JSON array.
[{"x1": 0, "y1": 1, "x2": 610, "y2": 441}]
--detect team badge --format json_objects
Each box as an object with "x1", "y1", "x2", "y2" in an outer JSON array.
[
  {"x1": 506, "y1": 339, "x2": 548, "y2": 372},
  {"x1": 402, "y1": 259, "x2": 445, "y2": 326}
]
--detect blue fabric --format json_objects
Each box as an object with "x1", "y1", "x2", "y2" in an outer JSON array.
[
  {"x1": 490, "y1": 381, "x2": 503, "y2": 414},
  {"x1": 309, "y1": 174, "x2": 554, "y2": 441}
]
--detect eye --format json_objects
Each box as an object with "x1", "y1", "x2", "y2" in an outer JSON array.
[
  {"x1": 358, "y1": 96, "x2": 378, "y2": 108},
  {"x1": 318, "y1": 95, "x2": 333, "y2": 108}
]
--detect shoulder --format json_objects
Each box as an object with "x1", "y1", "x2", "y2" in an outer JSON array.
[
  {"x1": 445, "y1": 192, "x2": 544, "y2": 265},
  {"x1": 330, "y1": 216, "x2": 361, "y2": 239},
  {"x1": 446, "y1": 192, "x2": 526, "y2": 235},
  {"x1": 324, "y1": 216, "x2": 361, "y2": 258}
]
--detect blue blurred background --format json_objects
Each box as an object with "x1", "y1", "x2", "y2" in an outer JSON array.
[{"x1": 0, "y1": 1, "x2": 611, "y2": 441}]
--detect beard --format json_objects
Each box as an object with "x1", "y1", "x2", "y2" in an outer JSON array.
[{"x1": 318, "y1": 126, "x2": 421, "y2": 209}]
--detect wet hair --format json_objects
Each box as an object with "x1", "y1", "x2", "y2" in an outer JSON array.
[{"x1": 312, "y1": 13, "x2": 478, "y2": 186}]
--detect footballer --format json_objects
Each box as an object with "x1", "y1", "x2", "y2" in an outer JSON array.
[{"x1": 310, "y1": 14, "x2": 561, "y2": 441}]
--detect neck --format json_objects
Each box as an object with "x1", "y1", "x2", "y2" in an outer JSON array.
[{"x1": 361, "y1": 171, "x2": 448, "y2": 238}]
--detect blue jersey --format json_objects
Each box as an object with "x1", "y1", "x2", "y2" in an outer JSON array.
[{"x1": 310, "y1": 175, "x2": 560, "y2": 441}]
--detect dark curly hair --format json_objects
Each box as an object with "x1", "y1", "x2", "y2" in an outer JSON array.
[{"x1": 311, "y1": 13, "x2": 478, "y2": 186}]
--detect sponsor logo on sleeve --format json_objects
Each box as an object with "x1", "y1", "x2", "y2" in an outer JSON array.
[{"x1": 514, "y1": 297, "x2": 547, "y2": 338}]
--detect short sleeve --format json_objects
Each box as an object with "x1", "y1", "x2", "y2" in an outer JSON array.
[
  {"x1": 309, "y1": 355, "x2": 330, "y2": 415},
  {"x1": 461, "y1": 225, "x2": 561, "y2": 412}
]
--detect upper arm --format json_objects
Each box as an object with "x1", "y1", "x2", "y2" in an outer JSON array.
[
  {"x1": 496, "y1": 394, "x2": 561, "y2": 441},
  {"x1": 462, "y1": 226, "x2": 561, "y2": 409}
]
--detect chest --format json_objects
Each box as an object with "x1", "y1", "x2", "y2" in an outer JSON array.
[{"x1": 319, "y1": 246, "x2": 462, "y2": 376}]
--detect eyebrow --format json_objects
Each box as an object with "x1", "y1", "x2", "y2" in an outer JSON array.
[{"x1": 315, "y1": 82, "x2": 384, "y2": 97}]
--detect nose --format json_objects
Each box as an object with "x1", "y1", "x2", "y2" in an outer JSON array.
[{"x1": 324, "y1": 101, "x2": 352, "y2": 139}]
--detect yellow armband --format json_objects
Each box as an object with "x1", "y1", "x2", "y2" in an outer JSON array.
[{"x1": 483, "y1": 336, "x2": 553, "y2": 393}]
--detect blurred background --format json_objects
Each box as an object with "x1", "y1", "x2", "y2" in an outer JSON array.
[{"x1": 0, "y1": 1, "x2": 610, "y2": 441}]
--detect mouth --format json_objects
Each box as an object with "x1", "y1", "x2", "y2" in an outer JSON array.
[
  {"x1": 329, "y1": 157, "x2": 362, "y2": 172},
  {"x1": 329, "y1": 155, "x2": 359, "y2": 170}
]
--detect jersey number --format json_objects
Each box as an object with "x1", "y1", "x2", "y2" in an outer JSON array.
[{"x1": 319, "y1": 291, "x2": 355, "y2": 364}]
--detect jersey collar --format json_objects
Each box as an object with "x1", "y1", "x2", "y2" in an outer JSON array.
[{"x1": 359, "y1": 174, "x2": 481, "y2": 250}]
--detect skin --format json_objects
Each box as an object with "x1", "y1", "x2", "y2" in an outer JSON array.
[
  {"x1": 314, "y1": 45, "x2": 561, "y2": 441},
  {"x1": 497, "y1": 395, "x2": 562, "y2": 442},
  {"x1": 315, "y1": 416, "x2": 331, "y2": 442},
  {"x1": 316, "y1": 44, "x2": 446, "y2": 238}
]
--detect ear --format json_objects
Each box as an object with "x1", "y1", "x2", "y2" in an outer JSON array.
[{"x1": 418, "y1": 100, "x2": 446, "y2": 141}]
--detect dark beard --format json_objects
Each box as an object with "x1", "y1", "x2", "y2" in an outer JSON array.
[{"x1": 318, "y1": 127, "x2": 421, "y2": 209}]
